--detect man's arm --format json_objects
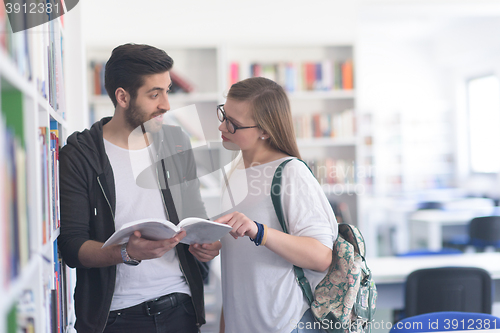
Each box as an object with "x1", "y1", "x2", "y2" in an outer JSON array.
[
  {"x1": 78, "y1": 230, "x2": 187, "y2": 267},
  {"x1": 58, "y1": 146, "x2": 94, "y2": 268}
]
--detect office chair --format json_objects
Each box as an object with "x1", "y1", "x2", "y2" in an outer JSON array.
[
  {"x1": 396, "y1": 248, "x2": 462, "y2": 257},
  {"x1": 416, "y1": 201, "x2": 443, "y2": 210},
  {"x1": 405, "y1": 267, "x2": 492, "y2": 317},
  {"x1": 390, "y1": 311, "x2": 500, "y2": 332},
  {"x1": 469, "y1": 216, "x2": 500, "y2": 250}
]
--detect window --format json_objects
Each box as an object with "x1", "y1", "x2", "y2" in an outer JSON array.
[{"x1": 467, "y1": 75, "x2": 500, "y2": 173}]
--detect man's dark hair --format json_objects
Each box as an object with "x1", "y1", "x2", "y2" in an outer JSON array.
[{"x1": 104, "y1": 43, "x2": 174, "y2": 107}]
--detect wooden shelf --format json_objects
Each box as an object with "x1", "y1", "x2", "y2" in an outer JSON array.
[
  {"x1": 296, "y1": 137, "x2": 357, "y2": 147},
  {"x1": 288, "y1": 90, "x2": 355, "y2": 100}
]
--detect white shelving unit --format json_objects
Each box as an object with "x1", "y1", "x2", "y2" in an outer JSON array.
[
  {"x1": 0, "y1": 4, "x2": 85, "y2": 332},
  {"x1": 86, "y1": 44, "x2": 362, "y2": 226},
  {"x1": 224, "y1": 44, "x2": 359, "y2": 224}
]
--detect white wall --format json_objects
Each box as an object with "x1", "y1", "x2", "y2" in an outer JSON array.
[
  {"x1": 434, "y1": 18, "x2": 500, "y2": 195},
  {"x1": 81, "y1": 0, "x2": 360, "y2": 48},
  {"x1": 356, "y1": 2, "x2": 500, "y2": 194}
]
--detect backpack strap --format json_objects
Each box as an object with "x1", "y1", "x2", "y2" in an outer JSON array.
[{"x1": 271, "y1": 158, "x2": 314, "y2": 306}]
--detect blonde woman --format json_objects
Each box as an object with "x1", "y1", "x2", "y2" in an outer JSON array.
[{"x1": 215, "y1": 77, "x2": 338, "y2": 333}]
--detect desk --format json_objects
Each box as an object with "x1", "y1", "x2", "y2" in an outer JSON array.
[
  {"x1": 370, "y1": 252, "x2": 500, "y2": 309},
  {"x1": 409, "y1": 209, "x2": 494, "y2": 251}
]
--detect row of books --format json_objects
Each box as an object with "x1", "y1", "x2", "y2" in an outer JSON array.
[
  {"x1": 0, "y1": 4, "x2": 31, "y2": 81},
  {"x1": 1, "y1": 3, "x2": 73, "y2": 331},
  {"x1": 293, "y1": 109, "x2": 356, "y2": 139},
  {"x1": 0, "y1": 4, "x2": 67, "y2": 118},
  {"x1": 8, "y1": 250, "x2": 73, "y2": 333},
  {"x1": 228, "y1": 59, "x2": 354, "y2": 92},
  {"x1": 91, "y1": 61, "x2": 195, "y2": 96},
  {"x1": 8, "y1": 290, "x2": 35, "y2": 333},
  {"x1": 305, "y1": 158, "x2": 357, "y2": 185},
  {"x1": 39, "y1": 122, "x2": 61, "y2": 245},
  {"x1": 0, "y1": 106, "x2": 29, "y2": 287},
  {"x1": 50, "y1": 242, "x2": 71, "y2": 333}
]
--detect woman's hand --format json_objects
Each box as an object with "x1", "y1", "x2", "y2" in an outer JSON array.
[{"x1": 215, "y1": 212, "x2": 258, "y2": 239}]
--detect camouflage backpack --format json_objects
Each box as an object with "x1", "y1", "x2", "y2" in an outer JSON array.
[{"x1": 271, "y1": 159, "x2": 377, "y2": 333}]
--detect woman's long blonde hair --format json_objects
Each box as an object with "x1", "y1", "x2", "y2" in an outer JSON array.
[{"x1": 227, "y1": 77, "x2": 301, "y2": 159}]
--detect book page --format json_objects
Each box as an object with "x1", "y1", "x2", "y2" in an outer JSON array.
[
  {"x1": 101, "y1": 219, "x2": 179, "y2": 248},
  {"x1": 178, "y1": 218, "x2": 232, "y2": 245}
]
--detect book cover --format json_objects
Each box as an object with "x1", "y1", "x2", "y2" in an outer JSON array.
[
  {"x1": 322, "y1": 60, "x2": 333, "y2": 91},
  {"x1": 169, "y1": 70, "x2": 194, "y2": 93},
  {"x1": 15, "y1": 146, "x2": 28, "y2": 269},
  {"x1": 229, "y1": 62, "x2": 239, "y2": 86},
  {"x1": 39, "y1": 127, "x2": 49, "y2": 244},
  {"x1": 334, "y1": 61, "x2": 342, "y2": 90},
  {"x1": 304, "y1": 62, "x2": 316, "y2": 91},
  {"x1": 342, "y1": 59, "x2": 353, "y2": 90},
  {"x1": 314, "y1": 62, "x2": 323, "y2": 90},
  {"x1": 102, "y1": 217, "x2": 232, "y2": 248},
  {"x1": 251, "y1": 63, "x2": 262, "y2": 77},
  {"x1": 93, "y1": 62, "x2": 102, "y2": 95}
]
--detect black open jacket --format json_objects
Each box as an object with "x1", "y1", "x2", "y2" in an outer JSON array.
[{"x1": 58, "y1": 117, "x2": 207, "y2": 332}]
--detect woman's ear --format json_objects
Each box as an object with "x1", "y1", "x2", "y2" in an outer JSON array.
[
  {"x1": 115, "y1": 88, "x2": 129, "y2": 109},
  {"x1": 260, "y1": 130, "x2": 270, "y2": 140}
]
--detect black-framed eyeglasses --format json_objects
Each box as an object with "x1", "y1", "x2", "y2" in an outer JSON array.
[{"x1": 217, "y1": 104, "x2": 259, "y2": 134}]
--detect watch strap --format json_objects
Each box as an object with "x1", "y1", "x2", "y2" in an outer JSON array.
[{"x1": 121, "y1": 243, "x2": 141, "y2": 266}]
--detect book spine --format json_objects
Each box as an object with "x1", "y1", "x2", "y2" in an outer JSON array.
[
  {"x1": 229, "y1": 62, "x2": 239, "y2": 86},
  {"x1": 169, "y1": 70, "x2": 194, "y2": 93}
]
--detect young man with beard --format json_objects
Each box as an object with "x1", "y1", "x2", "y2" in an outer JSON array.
[{"x1": 58, "y1": 44, "x2": 221, "y2": 333}]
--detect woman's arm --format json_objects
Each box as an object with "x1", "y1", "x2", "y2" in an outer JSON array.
[{"x1": 265, "y1": 227, "x2": 332, "y2": 272}]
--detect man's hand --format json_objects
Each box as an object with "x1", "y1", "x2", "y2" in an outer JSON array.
[
  {"x1": 189, "y1": 241, "x2": 222, "y2": 262},
  {"x1": 127, "y1": 230, "x2": 187, "y2": 260}
]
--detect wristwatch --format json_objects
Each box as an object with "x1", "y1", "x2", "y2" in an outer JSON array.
[{"x1": 121, "y1": 243, "x2": 141, "y2": 266}]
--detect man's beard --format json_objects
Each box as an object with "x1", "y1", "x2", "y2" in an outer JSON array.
[{"x1": 124, "y1": 98, "x2": 164, "y2": 133}]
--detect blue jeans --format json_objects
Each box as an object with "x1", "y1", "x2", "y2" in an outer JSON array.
[
  {"x1": 290, "y1": 309, "x2": 326, "y2": 333},
  {"x1": 104, "y1": 294, "x2": 198, "y2": 333}
]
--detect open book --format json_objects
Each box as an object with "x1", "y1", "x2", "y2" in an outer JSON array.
[{"x1": 101, "y1": 217, "x2": 232, "y2": 248}]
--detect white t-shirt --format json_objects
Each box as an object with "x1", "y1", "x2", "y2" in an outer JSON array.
[
  {"x1": 220, "y1": 157, "x2": 338, "y2": 333},
  {"x1": 104, "y1": 139, "x2": 190, "y2": 311}
]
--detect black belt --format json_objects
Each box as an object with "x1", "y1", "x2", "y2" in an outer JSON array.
[{"x1": 112, "y1": 293, "x2": 191, "y2": 316}]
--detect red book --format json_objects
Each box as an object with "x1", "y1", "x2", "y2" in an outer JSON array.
[
  {"x1": 229, "y1": 62, "x2": 239, "y2": 86},
  {"x1": 251, "y1": 63, "x2": 262, "y2": 77},
  {"x1": 94, "y1": 63, "x2": 102, "y2": 95},
  {"x1": 60, "y1": 0, "x2": 65, "y2": 27},
  {"x1": 305, "y1": 62, "x2": 316, "y2": 91},
  {"x1": 312, "y1": 114, "x2": 321, "y2": 138},
  {"x1": 169, "y1": 70, "x2": 194, "y2": 93}
]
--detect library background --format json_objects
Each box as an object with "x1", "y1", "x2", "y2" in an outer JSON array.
[{"x1": 2, "y1": 0, "x2": 500, "y2": 332}]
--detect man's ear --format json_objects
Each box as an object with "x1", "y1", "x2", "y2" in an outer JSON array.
[{"x1": 115, "y1": 88, "x2": 129, "y2": 109}]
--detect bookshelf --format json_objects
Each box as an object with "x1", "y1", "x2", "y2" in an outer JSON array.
[
  {"x1": 86, "y1": 44, "x2": 362, "y2": 225},
  {"x1": 0, "y1": 4, "x2": 83, "y2": 333}
]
